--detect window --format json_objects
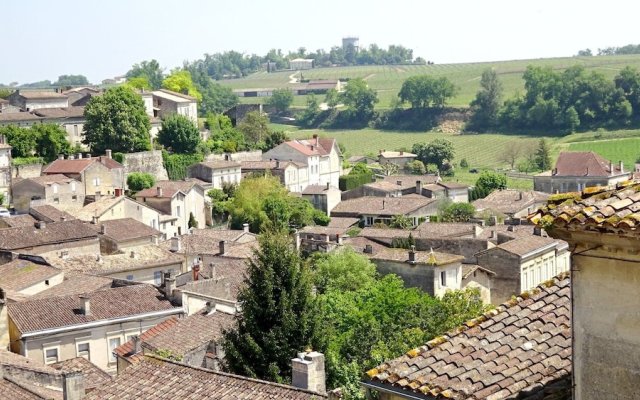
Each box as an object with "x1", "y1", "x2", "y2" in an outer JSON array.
[
  {"x1": 52, "y1": 184, "x2": 58, "y2": 194},
  {"x1": 77, "y1": 342, "x2": 90, "y2": 359},
  {"x1": 54, "y1": 197, "x2": 60, "y2": 204},
  {"x1": 45, "y1": 280, "x2": 50, "y2": 286},
  {"x1": 126, "y1": 275, "x2": 134, "y2": 281},
  {"x1": 440, "y1": 271, "x2": 447, "y2": 287},
  {"x1": 72, "y1": 195, "x2": 77, "y2": 201},
  {"x1": 108, "y1": 337, "x2": 121, "y2": 363},
  {"x1": 176, "y1": 206, "x2": 181, "y2": 217},
  {"x1": 73, "y1": 124, "x2": 79, "y2": 137},
  {"x1": 93, "y1": 177, "x2": 101, "y2": 186},
  {"x1": 44, "y1": 347, "x2": 59, "y2": 364},
  {"x1": 154, "y1": 271, "x2": 162, "y2": 285},
  {"x1": 365, "y1": 216, "x2": 374, "y2": 226}
]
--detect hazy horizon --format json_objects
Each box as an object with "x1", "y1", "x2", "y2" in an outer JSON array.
[{"x1": 3, "y1": 0, "x2": 639, "y2": 84}]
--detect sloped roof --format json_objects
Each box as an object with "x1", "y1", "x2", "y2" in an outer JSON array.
[
  {"x1": 472, "y1": 190, "x2": 550, "y2": 216},
  {"x1": 370, "y1": 247, "x2": 464, "y2": 266},
  {"x1": 0, "y1": 112, "x2": 43, "y2": 123},
  {"x1": 42, "y1": 158, "x2": 94, "y2": 174},
  {"x1": 30, "y1": 273, "x2": 113, "y2": 299},
  {"x1": 0, "y1": 258, "x2": 62, "y2": 292},
  {"x1": 73, "y1": 196, "x2": 125, "y2": 221},
  {"x1": 114, "y1": 317, "x2": 180, "y2": 362},
  {"x1": 0, "y1": 378, "x2": 47, "y2": 400},
  {"x1": 194, "y1": 160, "x2": 241, "y2": 169},
  {"x1": 327, "y1": 217, "x2": 359, "y2": 229},
  {"x1": 88, "y1": 218, "x2": 161, "y2": 242},
  {"x1": 554, "y1": 151, "x2": 624, "y2": 177},
  {"x1": 531, "y1": 181, "x2": 640, "y2": 234},
  {"x1": 152, "y1": 89, "x2": 197, "y2": 102},
  {"x1": 85, "y1": 355, "x2": 326, "y2": 399},
  {"x1": 135, "y1": 180, "x2": 199, "y2": 199},
  {"x1": 331, "y1": 196, "x2": 436, "y2": 217},
  {"x1": 16, "y1": 91, "x2": 67, "y2": 99},
  {"x1": 0, "y1": 214, "x2": 37, "y2": 227},
  {"x1": 241, "y1": 160, "x2": 306, "y2": 170},
  {"x1": 366, "y1": 273, "x2": 571, "y2": 400},
  {"x1": 382, "y1": 174, "x2": 440, "y2": 189},
  {"x1": 19, "y1": 174, "x2": 76, "y2": 187},
  {"x1": 30, "y1": 205, "x2": 77, "y2": 222},
  {"x1": 51, "y1": 357, "x2": 112, "y2": 390},
  {"x1": 8, "y1": 284, "x2": 178, "y2": 334},
  {"x1": 33, "y1": 106, "x2": 85, "y2": 118},
  {"x1": 283, "y1": 137, "x2": 336, "y2": 157},
  {"x1": 0, "y1": 219, "x2": 96, "y2": 251},
  {"x1": 489, "y1": 235, "x2": 560, "y2": 257}
]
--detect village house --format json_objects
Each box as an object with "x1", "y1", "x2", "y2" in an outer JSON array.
[
  {"x1": 7, "y1": 284, "x2": 183, "y2": 374},
  {"x1": 187, "y1": 160, "x2": 242, "y2": 190},
  {"x1": 87, "y1": 217, "x2": 162, "y2": 254},
  {"x1": 0, "y1": 136, "x2": 10, "y2": 204},
  {"x1": 29, "y1": 204, "x2": 76, "y2": 223},
  {"x1": 344, "y1": 175, "x2": 469, "y2": 203},
  {"x1": 297, "y1": 226, "x2": 347, "y2": 254},
  {"x1": 262, "y1": 134, "x2": 342, "y2": 191},
  {"x1": 472, "y1": 189, "x2": 550, "y2": 219},
  {"x1": 289, "y1": 58, "x2": 314, "y2": 70},
  {"x1": 531, "y1": 182, "x2": 640, "y2": 400},
  {"x1": 29, "y1": 273, "x2": 114, "y2": 301},
  {"x1": 0, "y1": 256, "x2": 64, "y2": 296},
  {"x1": 134, "y1": 180, "x2": 207, "y2": 235},
  {"x1": 51, "y1": 356, "x2": 113, "y2": 394},
  {"x1": 301, "y1": 183, "x2": 341, "y2": 215},
  {"x1": 42, "y1": 151, "x2": 125, "y2": 198},
  {"x1": 331, "y1": 196, "x2": 438, "y2": 227},
  {"x1": 378, "y1": 150, "x2": 417, "y2": 167},
  {"x1": 240, "y1": 159, "x2": 309, "y2": 192},
  {"x1": 0, "y1": 213, "x2": 37, "y2": 228},
  {"x1": 151, "y1": 89, "x2": 198, "y2": 125},
  {"x1": 7, "y1": 90, "x2": 69, "y2": 111},
  {"x1": 12, "y1": 174, "x2": 84, "y2": 213},
  {"x1": 363, "y1": 273, "x2": 571, "y2": 399},
  {"x1": 534, "y1": 151, "x2": 630, "y2": 193},
  {"x1": 33, "y1": 106, "x2": 88, "y2": 147}
]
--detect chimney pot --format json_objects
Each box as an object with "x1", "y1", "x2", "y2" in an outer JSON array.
[
  {"x1": 100, "y1": 224, "x2": 106, "y2": 234},
  {"x1": 193, "y1": 264, "x2": 201, "y2": 281},
  {"x1": 292, "y1": 350, "x2": 326, "y2": 395},
  {"x1": 105, "y1": 149, "x2": 112, "y2": 159},
  {"x1": 219, "y1": 240, "x2": 226, "y2": 255},
  {"x1": 164, "y1": 277, "x2": 176, "y2": 299},
  {"x1": 79, "y1": 295, "x2": 91, "y2": 316},
  {"x1": 76, "y1": 152, "x2": 82, "y2": 159},
  {"x1": 35, "y1": 221, "x2": 46, "y2": 229},
  {"x1": 91, "y1": 215, "x2": 98, "y2": 225},
  {"x1": 408, "y1": 246, "x2": 416, "y2": 263},
  {"x1": 58, "y1": 154, "x2": 65, "y2": 160},
  {"x1": 364, "y1": 244, "x2": 373, "y2": 254},
  {"x1": 63, "y1": 370, "x2": 85, "y2": 400},
  {"x1": 243, "y1": 223, "x2": 249, "y2": 233},
  {"x1": 416, "y1": 180, "x2": 423, "y2": 195},
  {"x1": 132, "y1": 335, "x2": 142, "y2": 354},
  {"x1": 156, "y1": 186, "x2": 163, "y2": 197}
]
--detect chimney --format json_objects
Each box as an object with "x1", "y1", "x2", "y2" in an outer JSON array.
[
  {"x1": 85, "y1": 153, "x2": 92, "y2": 160},
  {"x1": 209, "y1": 263, "x2": 217, "y2": 279},
  {"x1": 63, "y1": 371, "x2": 85, "y2": 400},
  {"x1": 132, "y1": 335, "x2": 142, "y2": 354},
  {"x1": 326, "y1": 182, "x2": 330, "y2": 190},
  {"x1": 488, "y1": 215, "x2": 497, "y2": 226},
  {"x1": 76, "y1": 152, "x2": 82, "y2": 159},
  {"x1": 170, "y1": 236, "x2": 181, "y2": 252},
  {"x1": 100, "y1": 224, "x2": 106, "y2": 235},
  {"x1": 105, "y1": 149, "x2": 112, "y2": 159},
  {"x1": 192, "y1": 264, "x2": 200, "y2": 281},
  {"x1": 336, "y1": 234, "x2": 342, "y2": 245},
  {"x1": 408, "y1": 245, "x2": 416, "y2": 263},
  {"x1": 205, "y1": 301, "x2": 215, "y2": 314},
  {"x1": 243, "y1": 223, "x2": 249, "y2": 233},
  {"x1": 490, "y1": 230, "x2": 496, "y2": 239},
  {"x1": 164, "y1": 277, "x2": 176, "y2": 298},
  {"x1": 533, "y1": 226, "x2": 543, "y2": 236},
  {"x1": 156, "y1": 186, "x2": 163, "y2": 197},
  {"x1": 91, "y1": 215, "x2": 98, "y2": 225},
  {"x1": 473, "y1": 225, "x2": 483, "y2": 238},
  {"x1": 507, "y1": 225, "x2": 515, "y2": 232},
  {"x1": 518, "y1": 191, "x2": 523, "y2": 201},
  {"x1": 58, "y1": 154, "x2": 65, "y2": 160},
  {"x1": 312, "y1": 133, "x2": 319, "y2": 145},
  {"x1": 396, "y1": 180, "x2": 402, "y2": 186},
  {"x1": 79, "y1": 295, "x2": 91, "y2": 316},
  {"x1": 219, "y1": 240, "x2": 226, "y2": 255},
  {"x1": 610, "y1": 161, "x2": 614, "y2": 176},
  {"x1": 129, "y1": 250, "x2": 137, "y2": 259},
  {"x1": 60, "y1": 250, "x2": 69, "y2": 259},
  {"x1": 35, "y1": 221, "x2": 46, "y2": 229},
  {"x1": 275, "y1": 160, "x2": 280, "y2": 169},
  {"x1": 292, "y1": 350, "x2": 326, "y2": 395},
  {"x1": 364, "y1": 244, "x2": 373, "y2": 254},
  {"x1": 416, "y1": 180, "x2": 422, "y2": 195},
  {"x1": 400, "y1": 151, "x2": 404, "y2": 156},
  {"x1": 619, "y1": 160, "x2": 624, "y2": 174}
]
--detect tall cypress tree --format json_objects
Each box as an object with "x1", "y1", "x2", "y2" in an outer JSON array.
[{"x1": 223, "y1": 229, "x2": 317, "y2": 383}]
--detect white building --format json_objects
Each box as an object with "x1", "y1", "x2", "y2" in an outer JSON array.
[
  {"x1": 289, "y1": 58, "x2": 314, "y2": 70},
  {"x1": 8, "y1": 90, "x2": 69, "y2": 111},
  {"x1": 151, "y1": 89, "x2": 198, "y2": 125}
]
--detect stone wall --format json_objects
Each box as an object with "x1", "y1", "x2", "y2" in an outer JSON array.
[
  {"x1": 122, "y1": 150, "x2": 168, "y2": 181},
  {"x1": 204, "y1": 150, "x2": 262, "y2": 162},
  {"x1": 12, "y1": 163, "x2": 42, "y2": 179}
]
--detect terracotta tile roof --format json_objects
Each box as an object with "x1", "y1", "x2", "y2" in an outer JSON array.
[
  {"x1": 0, "y1": 219, "x2": 96, "y2": 251},
  {"x1": 135, "y1": 180, "x2": 199, "y2": 199},
  {"x1": 0, "y1": 349, "x2": 62, "y2": 376},
  {"x1": 461, "y1": 264, "x2": 495, "y2": 279},
  {"x1": 381, "y1": 174, "x2": 440, "y2": 189},
  {"x1": 161, "y1": 229, "x2": 257, "y2": 256},
  {"x1": 8, "y1": 284, "x2": 179, "y2": 334},
  {"x1": 0, "y1": 214, "x2": 37, "y2": 227},
  {"x1": 414, "y1": 222, "x2": 478, "y2": 238},
  {"x1": 300, "y1": 226, "x2": 347, "y2": 236},
  {"x1": 283, "y1": 137, "x2": 335, "y2": 156},
  {"x1": 51, "y1": 357, "x2": 112, "y2": 390},
  {"x1": 331, "y1": 196, "x2": 436, "y2": 217},
  {"x1": 43, "y1": 158, "x2": 94, "y2": 174},
  {"x1": 327, "y1": 217, "x2": 359, "y2": 229},
  {"x1": 33, "y1": 106, "x2": 85, "y2": 119},
  {"x1": 181, "y1": 257, "x2": 248, "y2": 300},
  {"x1": 0, "y1": 378, "x2": 48, "y2": 400},
  {"x1": 30, "y1": 205, "x2": 77, "y2": 222},
  {"x1": 114, "y1": 317, "x2": 180, "y2": 361},
  {"x1": 488, "y1": 235, "x2": 560, "y2": 258},
  {"x1": 30, "y1": 273, "x2": 113, "y2": 299},
  {"x1": 15, "y1": 91, "x2": 67, "y2": 99},
  {"x1": 195, "y1": 160, "x2": 241, "y2": 169},
  {"x1": 143, "y1": 311, "x2": 235, "y2": 357},
  {"x1": 88, "y1": 218, "x2": 161, "y2": 242},
  {"x1": 152, "y1": 88, "x2": 197, "y2": 102},
  {"x1": 241, "y1": 160, "x2": 306, "y2": 170},
  {"x1": 371, "y1": 247, "x2": 464, "y2": 266},
  {"x1": 73, "y1": 196, "x2": 124, "y2": 221},
  {"x1": 21, "y1": 174, "x2": 77, "y2": 186},
  {"x1": 0, "y1": 112, "x2": 43, "y2": 122},
  {"x1": 530, "y1": 181, "x2": 640, "y2": 234},
  {"x1": 342, "y1": 236, "x2": 389, "y2": 255},
  {"x1": 85, "y1": 355, "x2": 326, "y2": 399},
  {"x1": 553, "y1": 151, "x2": 624, "y2": 176},
  {"x1": 93, "y1": 155, "x2": 124, "y2": 170},
  {"x1": 472, "y1": 190, "x2": 550, "y2": 216},
  {"x1": 366, "y1": 273, "x2": 571, "y2": 399},
  {"x1": 363, "y1": 181, "x2": 405, "y2": 193},
  {"x1": 0, "y1": 258, "x2": 62, "y2": 292},
  {"x1": 302, "y1": 184, "x2": 335, "y2": 195}
]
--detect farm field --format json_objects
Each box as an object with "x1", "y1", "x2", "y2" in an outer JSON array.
[
  {"x1": 564, "y1": 136, "x2": 640, "y2": 169},
  {"x1": 222, "y1": 54, "x2": 640, "y2": 109}
]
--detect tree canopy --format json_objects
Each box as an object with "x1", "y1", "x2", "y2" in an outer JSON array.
[
  {"x1": 412, "y1": 139, "x2": 455, "y2": 170},
  {"x1": 162, "y1": 70, "x2": 202, "y2": 102},
  {"x1": 471, "y1": 171, "x2": 507, "y2": 200},
  {"x1": 53, "y1": 74, "x2": 89, "y2": 87},
  {"x1": 83, "y1": 86, "x2": 152, "y2": 154},
  {"x1": 0, "y1": 124, "x2": 71, "y2": 161},
  {"x1": 126, "y1": 59, "x2": 164, "y2": 89},
  {"x1": 440, "y1": 202, "x2": 476, "y2": 222},
  {"x1": 157, "y1": 114, "x2": 201, "y2": 154},
  {"x1": 127, "y1": 172, "x2": 155, "y2": 193},
  {"x1": 398, "y1": 75, "x2": 457, "y2": 108},
  {"x1": 467, "y1": 69, "x2": 503, "y2": 131},
  {"x1": 267, "y1": 88, "x2": 294, "y2": 114},
  {"x1": 340, "y1": 78, "x2": 378, "y2": 122}
]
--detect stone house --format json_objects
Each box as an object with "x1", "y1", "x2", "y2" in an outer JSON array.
[
  {"x1": 240, "y1": 159, "x2": 309, "y2": 192},
  {"x1": 7, "y1": 284, "x2": 183, "y2": 374},
  {"x1": 331, "y1": 196, "x2": 439, "y2": 227},
  {"x1": 42, "y1": 152, "x2": 125, "y2": 198},
  {"x1": 297, "y1": 226, "x2": 346, "y2": 254},
  {"x1": 301, "y1": 183, "x2": 341, "y2": 215},
  {"x1": 363, "y1": 273, "x2": 571, "y2": 399},
  {"x1": 134, "y1": 180, "x2": 207, "y2": 235},
  {"x1": 187, "y1": 160, "x2": 242, "y2": 190},
  {"x1": 262, "y1": 135, "x2": 342, "y2": 191},
  {"x1": 0, "y1": 256, "x2": 64, "y2": 296},
  {"x1": 460, "y1": 264, "x2": 495, "y2": 304},
  {"x1": 32, "y1": 106, "x2": 87, "y2": 148},
  {"x1": 531, "y1": 182, "x2": 640, "y2": 400},
  {"x1": 0, "y1": 137, "x2": 10, "y2": 204},
  {"x1": 151, "y1": 89, "x2": 198, "y2": 125},
  {"x1": 473, "y1": 189, "x2": 549, "y2": 219},
  {"x1": 533, "y1": 151, "x2": 630, "y2": 193},
  {"x1": 8, "y1": 90, "x2": 69, "y2": 111},
  {"x1": 87, "y1": 217, "x2": 162, "y2": 254},
  {"x1": 12, "y1": 174, "x2": 84, "y2": 213},
  {"x1": 378, "y1": 150, "x2": 417, "y2": 167}
]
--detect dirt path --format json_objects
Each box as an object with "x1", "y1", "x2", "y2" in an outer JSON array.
[
  {"x1": 363, "y1": 73, "x2": 376, "y2": 81},
  {"x1": 288, "y1": 72, "x2": 300, "y2": 83}
]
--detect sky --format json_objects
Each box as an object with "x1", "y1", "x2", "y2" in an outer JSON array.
[{"x1": 2, "y1": 0, "x2": 640, "y2": 84}]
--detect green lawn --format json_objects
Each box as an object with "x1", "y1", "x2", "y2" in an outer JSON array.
[
  {"x1": 565, "y1": 136, "x2": 640, "y2": 169},
  {"x1": 222, "y1": 54, "x2": 640, "y2": 109}
]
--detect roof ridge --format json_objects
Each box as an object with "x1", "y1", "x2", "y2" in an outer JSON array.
[{"x1": 142, "y1": 354, "x2": 327, "y2": 396}]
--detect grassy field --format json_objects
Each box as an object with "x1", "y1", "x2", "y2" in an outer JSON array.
[{"x1": 223, "y1": 54, "x2": 640, "y2": 109}]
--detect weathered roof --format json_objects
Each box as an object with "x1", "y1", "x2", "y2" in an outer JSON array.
[
  {"x1": 382, "y1": 174, "x2": 440, "y2": 189},
  {"x1": 302, "y1": 184, "x2": 335, "y2": 195},
  {"x1": 114, "y1": 317, "x2": 180, "y2": 362},
  {"x1": 30, "y1": 273, "x2": 113, "y2": 299},
  {"x1": 461, "y1": 264, "x2": 496, "y2": 279},
  {"x1": 30, "y1": 205, "x2": 77, "y2": 222},
  {"x1": 553, "y1": 151, "x2": 624, "y2": 177},
  {"x1": 73, "y1": 196, "x2": 124, "y2": 221},
  {"x1": 42, "y1": 158, "x2": 94, "y2": 174},
  {"x1": 8, "y1": 284, "x2": 178, "y2": 334},
  {"x1": 0, "y1": 349, "x2": 62, "y2": 376},
  {"x1": 327, "y1": 217, "x2": 359, "y2": 229},
  {"x1": 15, "y1": 91, "x2": 67, "y2": 99},
  {"x1": 363, "y1": 181, "x2": 405, "y2": 193},
  {"x1": 181, "y1": 257, "x2": 248, "y2": 301},
  {"x1": 0, "y1": 214, "x2": 38, "y2": 227},
  {"x1": 18, "y1": 174, "x2": 77, "y2": 187},
  {"x1": 531, "y1": 181, "x2": 640, "y2": 234},
  {"x1": 370, "y1": 247, "x2": 464, "y2": 266},
  {"x1": 152, "y1": 88, "x2": 197, "y2": 102},
  {"x1": 0, "y1": 219, "x2": 96, "y2": 251},
  {"x1": 0, "y1": 112, "x2": 43, "y2": 123},
  {"x1": 33, "y1": 106, "x2": 85, "y2": 119},
  {"x1": 414, "y1": 222, "x2": 478, "y2": 238},
  {"x1": 161, "y1": 228, "x2": 257, "y2": 256},
  {"x1": 89, "y1": 218, "x2": 161, "y2": 242},
  {"x1": 0, "y1": 378, "x2": 48, "y2": 400},
  {"x1": 282, "y1": 137, "x2": 336, "y2": 157},
  {"x1": 135, "y1": 180, "x2": 199, "y2": 199},
  {"x1": 472, "y1": 190, "x2": 550, "y2": 216},
  {"x1": 366, "y1": 273, "x2": 571, "y2": 400},
  {"x1": 241, "y1": 160, "x2": 306, "y2": 170},
  {"x1": 194, "y1": 160, "x2": 241, "y2": 169},
  {"x1": 51, "y1": 357, "x2": 112, "y2": 390},
  {"x1": 85, "y1": 355, "x2": 326, "y2": 399},
  {"x1": 0, "y1": 258, "x2": 62, "y2": 292},
  {"x1": 300, "y1": 225, "x2": 347, "y2": 236},
  {"x1": 379, "y1": 151, "x2": 417, "y2": 158},
  {"x1": 488, "y1": 235, "x2": 560, "y2": 258},
  {"x1": 331, "y1": 196, "x2": 436, "y2": 217}
]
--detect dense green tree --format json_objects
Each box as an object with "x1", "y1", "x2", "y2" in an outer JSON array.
[
  {"x1": 406, "y1": 159, "x2": 426, "y2": 175},
  {"x1": 0, "y1": 88, "x2": 11, "y2": 99},
  {"x1": 125, "y1": 76, "x2": 151, "y2": 90},
  {"x1": 31, "y1": 124, "x2": 72, "y2": 162},
  {"x1": 312, "y1": 248, "x2": 377, "y2": 294},
  {"x1": 471, "y1": 171, "x2": 507, "y2": 200},
  {"x1": 83, "y1": 86, "x2": 151, "y2": 154},
  {"x1": 127, "y1": 172, "x2": 155, "y2": 194},
  {"x1": 325, "y1": 88, "x2": 340, "y2": 109},
  {"x1": 157, "y1": 114, "x2": 201, "y2": 154},
  {"x1": 263, "y1": 130, "x2": 288, "y2": 152},
  {"x1": 412, "y1": 139, "x2": 455, "y2": 170},
  {"x1": 223, "y1": 230, "x2": 317, "y2": 382},
  {"x1": 162, "y1": 70, "x2": 202, "y2": 102},
  {"x1": 440, "y1": 202, "x2": 476, "y2": 222},
  {"x1": 389, "y1": 215, "x2": 414, "y2": 229},
  {"x1": 1, "y1": 125, "x2": 36, "y2": 158},
  {"x1": 340, "y1": 78, "x2": 378, "y2": 122},
  {"x1": 126, "y1": 59, "x2": 164, "y2": 89},
  {"x1": 298, "y1": 94, "x2": 321, "y2": 127},
  {"x1": 615, "y1": 66, "x2": 640, "y2": 114},
  {"x1": 534, "y1": 138, "x2": 552, "y2": 171},
  {"x1": 188, "y1": 212, "x2": 198, "y2": 229},
  {"x1": 205, "y1": 113, "x2": 246, "y2": 153},
  {"x1": 467, "y1": 69, "x2": 503, "y2": 131},
  {"x1": 398, "y1": 75, "x2": 457, "y2": 108},
  {"x1": 237, "y1": 111, "x2": 270, "y2": 148},
  {"x1": 267, "y1": 88, "x2": 294, "y2": 113},
  {"x1": 53, "y1": 74, "x2": 89, "y2": 86}
]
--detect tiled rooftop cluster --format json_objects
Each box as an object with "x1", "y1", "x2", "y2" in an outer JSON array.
[{"x1": 366, "y1": 273, "x2": 571, "y2": 400}]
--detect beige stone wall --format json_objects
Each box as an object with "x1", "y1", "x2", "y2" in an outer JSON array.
[
  {"x1": 462, "y1": 271, "x2": 492, "y2": 304},
  {"x1": 104, "y1": 261, "x2": 183, "y2": 285},
  {"x1": 0, "y1": 303, "x2": 8, "y2": 349},
  {"x1": 19, "y1": 272, "x2": 65, "y2": 296}
]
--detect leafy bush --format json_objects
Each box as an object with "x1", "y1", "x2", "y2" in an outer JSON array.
[
  {"x1": 127, "y1": 172, "x2": 156, "y2": 192},
  {"x1": 162, "y1": 151, "x2": 203, "y2": 180},
  {"x1": 339, "y1": 173, "x2": 373, "y2": 191}
]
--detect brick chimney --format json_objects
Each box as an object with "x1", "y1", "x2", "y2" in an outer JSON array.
[
  {"x1": 62, "y1": 370, "x2": 85, "y2": 400},
  {"x1": 292, "y1": 350, "x2": 326, "y2": 395},
  {"x1": 156, "y1": 186, "x2": 163, "y2": 197},
  {"x1": 416, "y1": 180, "x2": 422, "y2": 195},
  {"x1": 164, "y1": 276, "x2": 176, "y2": 299},
  {"x1": 132, "y1": 335, "x2": 142, "y2": 354},
  {"x1": 219, "y1": 240, "x2": 226, "y2": 255},
  {"x1": 193, "y1": 264, "x2": 201, "y2": 281},
  {"x1": 79, "y1": 295, "x2": 91, "y2": 316}
]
